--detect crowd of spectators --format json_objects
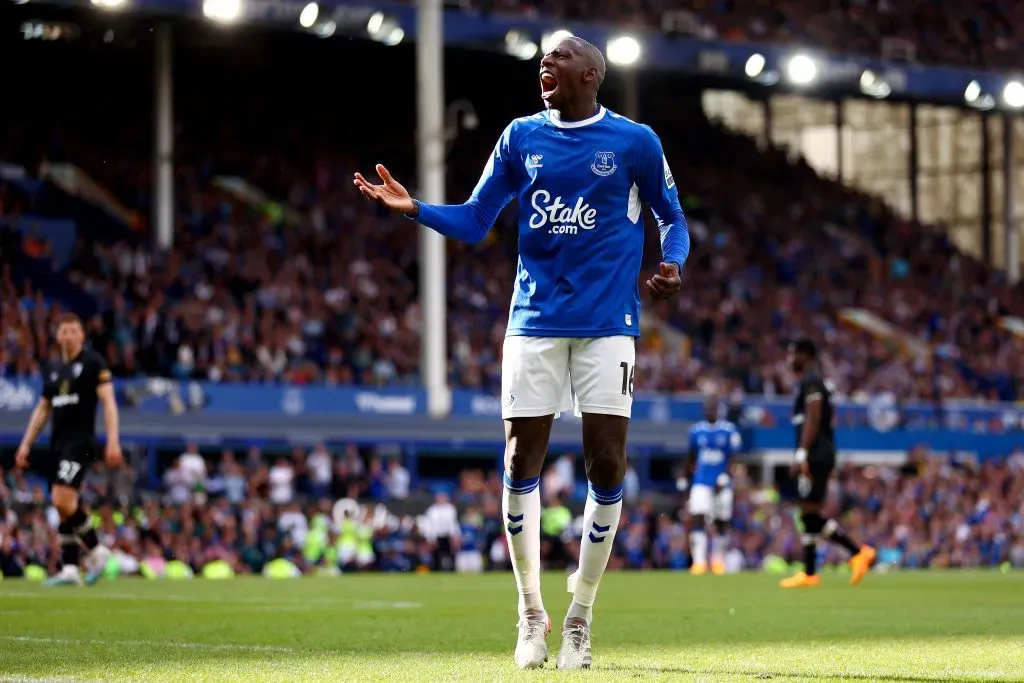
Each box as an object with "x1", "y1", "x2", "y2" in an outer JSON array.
[
  {"x1": 440, "y1": 0, "x2": 1024, "y2": 70},
  {"x1": 2, "y1": 22, "x2": 1023, "y2": 404},
  {"x1": 3, "y1": 114, "x2": 1022, "y2": 402},
  {"x1": 2, "y1": 444, "x2": 1022, "y2": 577}
]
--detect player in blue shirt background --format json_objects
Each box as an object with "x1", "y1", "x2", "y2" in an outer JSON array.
[
  {"x1": 678, "y1": 396, "x2": 742, "y2": 576},
  {"x1": 355, "y1": 35, "x2": 689, "y2": 670}
]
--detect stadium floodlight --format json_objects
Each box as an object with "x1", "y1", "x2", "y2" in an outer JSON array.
[
  {"x1": 1003, "y1": 80, "x2": 1024, "y2": 109},
  {"x1": 606, "y1": 35, "x2": 641, "y2": 67},
  {"x1": 745, "y1": 53, "x2": 766, "y2": 78},
  {"x1": 367, "y1": 11, "x2": 403, "y2": 46},
  {"x1": 505, "y1": 31, "x2": 538, "y2": 61},
  {"x1": 785, "y1": 53, "x2": 817, "y2": 86},
  {"x1": 964, "y1": 80, "x2": 982, "y2": 103},
  {"x1": 299, "y1": 2, "x2": 318, "y2": 29},
  {"x1": 313, "y1": 20, "x2": 335, "y2": 38},
  {"x1": 964, "y1": 80, "x2": 995, "y2": 110},
  {"x1": 203, "y1": 0, "x2": 241, "y2": 24},
  {"x1": 367, "y1": 11, "x2": 385, "y2": 35},
  {"x1": 859, "y1": 70, "x2": 891, "y2": 99},
  {"x1": 91, "y1": 0, "x2": 126, "y2": 9},
  {"x1": 541, "y1": 29, "x2": 573, "y2": 54}
]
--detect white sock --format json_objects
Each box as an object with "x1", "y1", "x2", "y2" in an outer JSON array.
[
  {"x1": 502, "y1": 472, "x2": 544, "y2": 617},
  {"x1": 690, "y1": 530, "x2": 708, "y2": 566},
  {"x1": 566, "y1": 483, "x2": 622, "y2": 625}
]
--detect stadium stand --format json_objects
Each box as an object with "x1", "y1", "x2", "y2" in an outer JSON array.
[
  {"x1": 3, "y1": 445, "x2": 1023, "y2": 576},
  {"x1": 0, "y1": 20, "x2": 1022, "y2": 580},
  {"x1": 3, "y1": 98, "x2": 1022, "y2": 399},
  {"x1": 422, "y1": 0, "x2": 1024, "y2": 69}
]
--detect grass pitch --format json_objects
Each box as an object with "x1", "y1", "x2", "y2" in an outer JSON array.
[{"x1": 1, "y1": 571, "x2": 1022, "y2": 682}]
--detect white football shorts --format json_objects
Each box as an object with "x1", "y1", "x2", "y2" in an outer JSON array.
[
  {"x1": 687, "y1": 484, "x2": 733, "y2": 521},
  {"x1": 500, "y1": 335, "x2": 635, "y2": 420}
]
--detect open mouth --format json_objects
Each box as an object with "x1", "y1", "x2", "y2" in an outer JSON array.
[{"x1": 540, "y1": 71, "x2": 558, "y2": 99}]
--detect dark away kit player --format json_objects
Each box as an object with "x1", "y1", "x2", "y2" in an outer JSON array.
[
  {"x1": 355, "y1": 36, "x2": 689, "y2": 669},
  {"x1": 15, "y1": 314, "x2": 123, "y2": 586},
  {"x1": 780, "y1": 338, "x2": 876, "y2": 589}
]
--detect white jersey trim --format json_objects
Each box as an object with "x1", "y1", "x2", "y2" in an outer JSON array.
[
  {"x1": 627, "y1": 183, "x2": 641, "y2": 224},
  {"x1": 547, "y1": 106, "x2": 607, "y2": 129}
]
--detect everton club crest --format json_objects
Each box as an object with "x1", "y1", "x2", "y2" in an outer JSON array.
[{"x1": 591, "y1": 151, "x2": 617, "y2": 177}]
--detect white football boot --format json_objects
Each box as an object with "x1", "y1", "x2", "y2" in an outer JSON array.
[
  {"x1": 44, "y1": 565, "x2": 83, "y2": 587},
  {"x1": 556, "y1": 618, "x2": 592, "y2": 670},
  {"x1": 514, "y1": 609, "x2": 551, "y2": 669},
  {"x1": 84, "y1": 545, "x2": 112, "y2": 586}
]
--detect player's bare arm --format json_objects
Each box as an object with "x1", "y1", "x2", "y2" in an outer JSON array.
[
  {"x1": 793, "y1": 394, "x2": 821, "y2": 478},
  {"x1": 97, "y1": 382, "x2": 123, "y2": 468},
  {"x1": 15, "y1": 397, "x2": 52, "y2": 469},
  {"x1": 677, "y1": 445, "x2": 696, "y2": 491},
  {"x1": 353, "y1": 164, "x2": 417, "y2": 215}
]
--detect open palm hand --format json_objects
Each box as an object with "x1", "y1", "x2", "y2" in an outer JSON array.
[{"x1": 353, "y1": 164, "x2": 417, "y2": 215}]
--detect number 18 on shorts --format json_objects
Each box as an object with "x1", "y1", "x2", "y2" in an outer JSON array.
[{"x1": 500, "y1": 336, "x2": 635, "y2": 420}]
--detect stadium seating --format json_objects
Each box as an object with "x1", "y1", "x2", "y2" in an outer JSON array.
[
  {"x1": 423, "y1": 0, "x2": 1024, "y2": 69},
  {"x1": 2, "y1": 446, "x2": 1022, "y2": 576},
  {"x1": 3, "y1": 104, "x2": 1021, "y2": 400}
]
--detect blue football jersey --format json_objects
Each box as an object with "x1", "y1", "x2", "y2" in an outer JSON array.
[
  {"x1": 689, "y1": 420, "x2": 742, "y2": 487},
  {"x1": 415, "y1": 106, "x2": 689, "y2": 338}
]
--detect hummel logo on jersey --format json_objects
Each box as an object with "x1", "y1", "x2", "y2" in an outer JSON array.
[
  {"x1": 528, "y1": 190, "x2": 597, "y2": 235},
  {"x1": 591, "y1": 151, "x2": 617, "y2": 176},
  {"x1": 526, "y1": 154, "x2": 543, "y2": 170}
]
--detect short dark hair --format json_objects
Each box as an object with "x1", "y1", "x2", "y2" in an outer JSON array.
[
  {"x1": 567, "y1": 36, "x2": 606, "y2": 88},
  {"x1": 791, "y1": 337, "x2": 817, "y2": 358},
  {"x1": 57, "y1": 313, "x2": 83, "y2": 329}
]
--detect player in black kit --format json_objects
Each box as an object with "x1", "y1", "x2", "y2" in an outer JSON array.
[
  {"x1": 779, "y1": 338, "x2": 876, "y2": 589},
  {"x1": 15, "y1": 314, "x2": 122, "y2": 586}
]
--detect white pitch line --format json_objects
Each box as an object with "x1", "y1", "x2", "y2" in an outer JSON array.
[
  {"x1": 0, "y1": 590, "x2": 310, "y2": 605},
  {"x1": 353, "y1": 601, "x2": 422, "y2": 610},
  {"x1": 0, "y1": 591, "x2": 422, "y2": 610},
  {"x1": 2, "y1": 635, "x2": 297, "y2": 654},
  {"x1": 0, "y1": 677, "x2": 93, "y2": 683}
]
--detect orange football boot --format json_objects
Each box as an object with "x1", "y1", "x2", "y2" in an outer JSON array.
[
  {"x1": 779, "y1": 571, "x2": 822, "y2": 588},
  {"x1": 850, "y1": 545, "x2": 877, "y2": 586}
]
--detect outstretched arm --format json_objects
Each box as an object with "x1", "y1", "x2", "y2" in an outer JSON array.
[{"x1": 354, "y1": 126, "x2": 518, "y2": 244}]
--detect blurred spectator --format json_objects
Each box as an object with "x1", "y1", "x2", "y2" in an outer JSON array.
[
  {"x1": 178, "y1": 443, "x2": 207, "y2": 489},
  {"x1": 164, "y1": 457, "x2": 193, "y2": 506},
  {"x1": 268, "y1": 456, "x2": 295, "y2": 505},
  {"x1": 385, "y1": 457, "x2": 410, "y2": 500},
  {"x1": 307, "y1": 444, "x2": 333, "y2": 499},
  {"x1": 424, "y1": 491, "x2": 460, "y2": 571}
]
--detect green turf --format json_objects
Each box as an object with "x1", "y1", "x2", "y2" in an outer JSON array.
[{"x1": 1, "y1": 571, "x2": 1022, "y2": 682}]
